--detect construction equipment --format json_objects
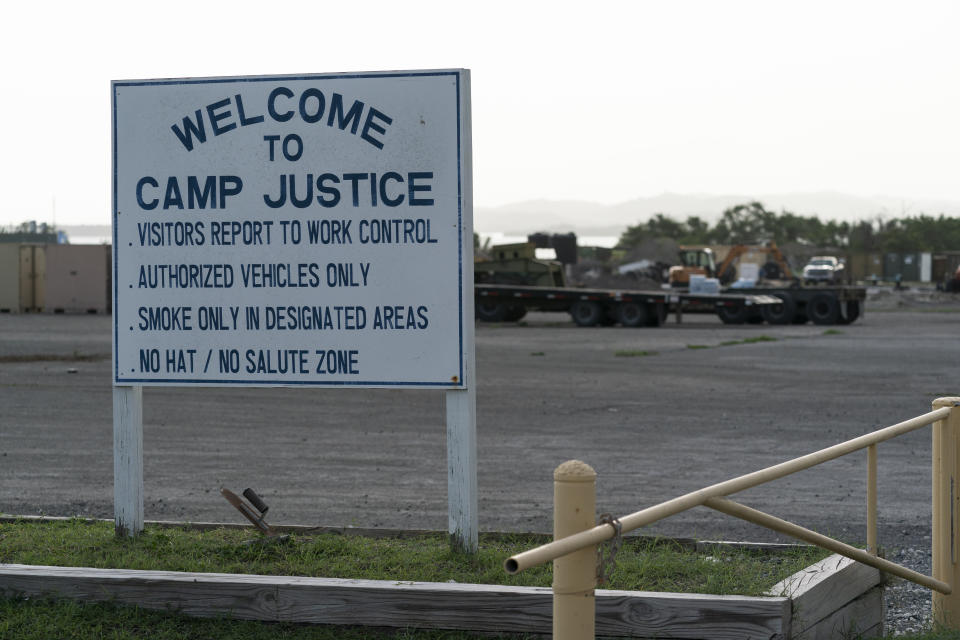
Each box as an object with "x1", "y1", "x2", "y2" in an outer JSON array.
[
  {"x1": 662, "y1": 242, "x2": 866, "y2": 325},
  {"x1": 668, "y1": 243, "x2": 794, "y2": 287}
]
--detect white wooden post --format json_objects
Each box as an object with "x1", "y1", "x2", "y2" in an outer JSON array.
[
  {"x1": 113, "y1": 385, "x2": 143, "y2": 537},
  {"x1": 447, "y1": 210, "x2": 477, "y2": 553},
  {"x1": 447, "y1": 73, "x2": 477, "y2": 554},
  {"x1": 447, "y1": 386, "x2": 478, "y2": 554}
]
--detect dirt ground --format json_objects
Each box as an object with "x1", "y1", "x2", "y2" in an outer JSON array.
[{"x1": 2, "y1": 291, "x2": 960, "y2": 553}]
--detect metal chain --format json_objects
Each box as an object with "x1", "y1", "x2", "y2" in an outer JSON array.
[{"x1": 596, "y1": 513, "x2": 623, "y2": 585}]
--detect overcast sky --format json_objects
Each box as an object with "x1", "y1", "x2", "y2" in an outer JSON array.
[{"x1": 2, "y1": 0, "x2": 957, "y2": 226}]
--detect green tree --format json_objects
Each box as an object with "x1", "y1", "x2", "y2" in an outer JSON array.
[{"x1": 617, "y1": 203, "x2": 960, "y2": 253}]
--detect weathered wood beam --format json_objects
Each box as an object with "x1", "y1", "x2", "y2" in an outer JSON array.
[{"x1": 0, "y1": 563, "x2": 787, "y2": 638}]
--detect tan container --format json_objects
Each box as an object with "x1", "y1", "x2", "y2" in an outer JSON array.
[
  {"x1": 0, "y1": 244, "x2": 20, "y2": 312},
  {"x1": 44, "y1": 244, "x2": 110, "y2": 313},
  {"x1": 0, "y1": 244, "x2": 45, "y2": 312},
  {"x1": 846, "y1": 251, "x2": 883, "y2": 282},
  {"x1": 24, "y1": 245, "x2": 46, "y2": 311}
]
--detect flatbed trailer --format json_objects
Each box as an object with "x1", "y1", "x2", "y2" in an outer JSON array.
[
  {"x1": 474, "y1": 283, "x2": 778, "y2": 327},
  {"x1": 706, "y1": 285, "x2": 867, "y2": 325}
]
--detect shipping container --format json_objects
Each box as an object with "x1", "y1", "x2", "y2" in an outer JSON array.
[
  {"x1": 44, "y1": 244, "x2": 110, "y2": 313},
  {"x1": 932, "y1": 253, "x2": 960, "y2": 282},
  {"x1": 0, "y1": 244, "x2": 19, "y2": 311},
  {"x1": 17, "y1": 245, "x2": 46, "y2": 312},
  {"x1": 883, "y1": 252, "x2": 923, "y2": 282},
  {"x1": 845, "y1": 252, "x2": 883, "y2": 282},
  {"x1": 0, "y1": 244, "x2": 45, "y2": 312}
]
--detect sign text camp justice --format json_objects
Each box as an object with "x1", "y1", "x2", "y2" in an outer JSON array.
[{"x1": 112, "y1": 71, "x2": 470, "y2": 387}]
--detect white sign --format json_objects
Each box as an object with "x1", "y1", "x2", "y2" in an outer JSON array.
[{"x1": 112, "y1": 70, "x2": 471, "y2": 388}]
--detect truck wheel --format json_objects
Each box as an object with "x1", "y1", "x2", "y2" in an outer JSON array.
[
  {"x1": 717, "y1": 304, "x2": 748, "y2": 324},
  {"x1": 475, "y1": 299, "x2": 507, "y2": 322},
  {"x1": 760, "y1": 293, "x2": 796, "y2": 325},
  {"x1": 838, "y1": 300, "x2": 861, "y2": 325},
  {"x1": 617, "y1": 302, "x2": 649, "y2": 327},
  {"x1": 569, "y1": 300, "x2": 604, "y2": 327},
  {"x1": 648, "y1": 302, "x2": 668, "y2": 327},
  {"x1": 808, "y1": 293, "x2": 840, "y2": 325},
  {"x1": 503, "y1": 304, "x2": 528, "y2": 322}
]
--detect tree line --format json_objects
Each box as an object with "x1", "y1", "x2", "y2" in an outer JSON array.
[{"x1": 617, "y1": 201, "x2": 960, "y2": 253}]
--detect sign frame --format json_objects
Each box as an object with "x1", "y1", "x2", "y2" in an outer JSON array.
[{"x1": 112, "y1": 70, "x2": 471, "y2": 389}]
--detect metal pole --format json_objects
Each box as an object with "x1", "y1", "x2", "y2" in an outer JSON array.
[
  {"x1": 552, "y1": 460, "x2": 596, "y2": 640},
  {"x1": 933, "y1": 397, "x2": 960, "y2": 627},
  {"x1": 705, "y1": 497, "x2": 950, "y2": 594},
  {"x1": 507, "y1": 407, "x2": 949, "y2": 574},
  {"x1": 867, "y1": 444, "x2": 878, "y2": 555}
]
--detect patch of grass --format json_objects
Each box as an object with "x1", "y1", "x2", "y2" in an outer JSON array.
[
  {"x1": 0, "y1": 519, "x2": 827, "y2": 596},
  {"x1": 529, "y1": 351, "x2": 545, "y2": 356},
  {"x1": 614, "y1": 350, "x2": 658, "y2": 358},
  {"x1": 719, "y1": 336, "x2": 778, "y2": 347},
  {"x1": 605, "y1": 538, "x2": 826, "y2": 596},
  {"x1": 822, "y1": 329, "x2": 844, "y2": 336},
  {"x1": 692, "y1": 336, "x2": 778, "y2": 349}
]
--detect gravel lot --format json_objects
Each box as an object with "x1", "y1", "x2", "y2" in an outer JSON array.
[{"x1": 2, "y1": 296, "x2": 959, "y2": 634}]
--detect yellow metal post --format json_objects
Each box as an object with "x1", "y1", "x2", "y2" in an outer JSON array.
[
  {"x1": 552, "y1": 460, "x2": 596, "y2": 640},
  {"x1": 933, "y1": 397, "x2": 960, "y2": 628}
]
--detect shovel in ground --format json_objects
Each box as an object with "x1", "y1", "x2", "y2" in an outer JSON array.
[{"x1": 220, "y1": 487, "x2": 277, "y2": 537}]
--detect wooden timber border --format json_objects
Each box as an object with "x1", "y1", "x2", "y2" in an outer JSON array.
[{"x1": 0, "y1": 551, "x2": 880, "y2": 638}]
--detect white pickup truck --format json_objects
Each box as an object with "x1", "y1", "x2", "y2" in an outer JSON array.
[{"x1": 802, "y1": 256, "x2": 845, "y2": 284}]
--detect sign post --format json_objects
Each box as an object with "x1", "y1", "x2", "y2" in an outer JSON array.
[
  {"x1": 112, "y1": 70, "x2": 476, "y2": 549},
  {"x1": 112, "y1": 385, "x2": 143, "y2": 537}
]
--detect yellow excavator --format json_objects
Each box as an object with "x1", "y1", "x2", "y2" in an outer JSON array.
[{"x1": 668, "y1": 243, "x2": 794, "y2": 287}]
